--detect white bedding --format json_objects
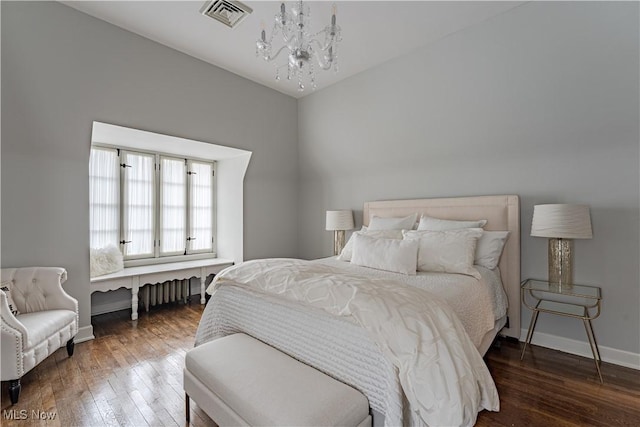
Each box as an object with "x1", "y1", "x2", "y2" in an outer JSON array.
[
  {"x1": 196, "y1": 258, "x2": 501, "y2": 426},
  {"x1": 319, "y1": 257, "x2": 507, "y2": 348}
]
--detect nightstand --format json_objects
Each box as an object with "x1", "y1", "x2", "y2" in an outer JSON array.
[{"x1": 520, "y1": 278, "x2": 603, "y2": 383}]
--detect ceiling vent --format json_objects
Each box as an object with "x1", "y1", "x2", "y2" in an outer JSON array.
[{"x1": 200, "y1": 0, "x2": 253, "y2": 29}]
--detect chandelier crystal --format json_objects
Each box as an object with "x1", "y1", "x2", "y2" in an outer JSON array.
[{"x1": 256, "y1": 1, "x2": 341, "y2": 92}]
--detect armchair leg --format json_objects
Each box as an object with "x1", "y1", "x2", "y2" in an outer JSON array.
[
  {"x1": 66, "y1": 337, "x2": 75, "y2": 357},
  {"x1": 9, "y1": 379, "x2": 21, "y2": 405},
  {"x1": 185, "y1": 393, "x2": 190, "y2": 423}
]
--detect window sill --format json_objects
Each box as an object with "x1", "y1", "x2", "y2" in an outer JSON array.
[{"x1": 124, "y1": 252, "x2": 217, "y2": 268}]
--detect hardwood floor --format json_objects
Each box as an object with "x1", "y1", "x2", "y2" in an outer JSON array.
[
  {"x1": 2, "y1": 303, "x2": 639, "y2": 426},
  {"x1": 477, "y1": 339, "x2": 640, "y2": 427},
  {"x1": 1, "y1": 303, "x2": 216, "y2": 427}
]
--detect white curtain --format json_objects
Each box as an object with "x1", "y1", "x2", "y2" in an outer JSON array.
[
  {"x1": 122, "y1": 151, "x2": 155, "y2": 258},
  {"x1": 189, "y1": 161, "x2": 213, "y2": 252},
  {"x1": 160, "y1": 157, "x2": 186, "y2": 255},
  {"x1": 89, "y1": 148, "x2": 120, "y2": 250}
]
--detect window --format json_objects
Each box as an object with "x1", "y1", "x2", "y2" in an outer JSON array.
[
  {"x1": 89, "y1": 147, "x2": 216, "y2": 263},
  {"x1": 160, "y1": 156, "x2": 186, "y2": 255},
  {"x1": 122, "y1": 150, "x2": 155, "y2": 258}
]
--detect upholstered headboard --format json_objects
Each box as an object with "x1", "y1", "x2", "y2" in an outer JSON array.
[{"x1": 364, "y1": 195, "x2": 521, "y2": 339}]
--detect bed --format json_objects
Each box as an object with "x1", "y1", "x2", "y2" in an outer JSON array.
[{"x1": 195, "y1": 195, "x2": 520, "y2": 426}]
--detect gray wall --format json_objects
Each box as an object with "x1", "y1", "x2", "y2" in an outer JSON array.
[
  {"x1": 2, "y1": 2, "x2": 298, "y2": 332},
  {"x1": 3, "y1": 1, "x2": 638, "y2": 357},
  {"x1": 298, "y1": 2, "x2": 639, "y2": 354}
]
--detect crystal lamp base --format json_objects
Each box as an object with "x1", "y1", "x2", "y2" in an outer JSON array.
[{"x1": 548, "y1": 238, "x2": 573, "y2": 286}]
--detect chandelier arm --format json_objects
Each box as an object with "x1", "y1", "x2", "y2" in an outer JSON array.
[
  {"x1": 280, "y1": 26, "x2": 293, "y2": 45},
  {"x1": 269, "y1": 21, "x2": 280, "y2": 44},
  {"x1": 310, "y1": 41, "x2": 334, "y2": 71},
  {"x1": 311, "y1": 30, "x2": 335, "y2": 45},
  {"x1": 263, "y1": 45, "x2": 290, "y2": 62},
  {"x1": 309, "y1": 38, "x2": 334, "y2": 53},
  {"x1": 313, "y1": 50, "x2": 334, "y2": 71}
]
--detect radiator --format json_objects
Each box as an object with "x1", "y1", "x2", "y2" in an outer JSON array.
[{"x1": 144, "y1": 279, "x2": 190, "y2": 309}]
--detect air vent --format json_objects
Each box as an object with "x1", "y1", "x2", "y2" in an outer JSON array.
[{"x1": 200, "y1": 0, "x2": 253, "y2": 29}]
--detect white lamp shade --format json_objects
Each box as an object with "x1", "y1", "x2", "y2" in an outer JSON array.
[
  {"x1": 326, "y1": 210, "x2": 354, "y2": 231},
  {"x1": 531, "y1": 204, "x2": 593, "y2": 239}
]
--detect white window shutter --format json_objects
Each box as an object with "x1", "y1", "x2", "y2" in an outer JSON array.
[
  {"x1": 89, "y1": 147, "x2": 120, "y2": 250},
  {"x1": 188, "y1": 160, "x2": 214, "y2": 253},
  {"x1": 160, "y1": 156, "x2": 187, "y2": 255},
  {"x1": 122, "y1": 151, "x2": 155, "y2": 258}
]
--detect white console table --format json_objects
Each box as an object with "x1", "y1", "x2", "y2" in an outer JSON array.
[{"x1": 90, "y1": 258, "x2": 233, "y2": 320}]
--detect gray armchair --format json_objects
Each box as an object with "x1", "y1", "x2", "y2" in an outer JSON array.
[{"x1": 1, "y1": 267, "x2": 78, "y2": 404}]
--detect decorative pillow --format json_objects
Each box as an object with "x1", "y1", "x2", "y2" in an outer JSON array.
[
  {"x1": 90, "y1": 244, "x2": 125, "y2": 277},
  {"x1": 337, "y1": 227, "x2": 404, "y2": 262},
  {"x1": 351, "y1": 234, "x2": 419, "y2": 275},
  {"x1": 402, "y1": 228, "x2": 483, "y2": 279},
  {"x1": 1, "y1": 281, "x2": 20, "y2": 316},
  {"x1": 417, "y1": 215, "x2": 487, "y2": 231},
  {"x1": 368, "y1": 213, "x2": 417, "y2": 231},
  {"x1": 475, "y1": 231, "x2": 510, "y2": 270}
]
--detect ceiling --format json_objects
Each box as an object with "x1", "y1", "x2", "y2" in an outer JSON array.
[{"x1": 61, "y1": 1, "x2": 525, "y2": 98}]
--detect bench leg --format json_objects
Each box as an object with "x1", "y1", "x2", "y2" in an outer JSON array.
[{"x1": 185, "y1": 393, "x2": 190, "y2": 423}]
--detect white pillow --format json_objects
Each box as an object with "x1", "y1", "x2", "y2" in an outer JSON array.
[
  {"x1": 1, "y1": 281, "x2": 20, "y2": 316},
  {"x1": 90, "y1": 244, "x2": 125, "y2": 277},
  {"x1": 337, "y1": 227, "x2": 404, "y2": 261},
  {"x1": 402, "y1": 228, "x2": 483, "y2": 279},
  {"x1": 351, "y1": 234, "x2": 419, "y2": 275},
  {"x1": 475, "y1": 231, "x2": 510, "y2": 270},
  {"x1": 417, "y1": 215, "x2": 487, "y2": 231},
  {"x1": 368, "y1": 213, "x2": 417, "y2": 231}
]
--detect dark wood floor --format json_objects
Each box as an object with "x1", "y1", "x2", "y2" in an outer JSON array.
[
  {"x1": 2, "y1": 303, "x2": 639, "y2": 426},
  {"x1": 477, "y1": 339, "x2": 640, "y2": 427}
]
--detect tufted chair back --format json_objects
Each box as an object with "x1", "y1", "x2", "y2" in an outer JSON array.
[{"x1": 1, "y1": 267, "x2": 69, "y2": 314}]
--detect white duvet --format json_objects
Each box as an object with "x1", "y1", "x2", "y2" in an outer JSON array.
[
  {"x1": 319, "y1": 257, "x2": 507, "y2": 348},
  {"x1": 207, "y1": 258, "x2": 499, "y2": 427}
]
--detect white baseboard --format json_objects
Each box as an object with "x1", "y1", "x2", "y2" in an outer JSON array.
[
  {"x1": 521, "y1": 328, "x2": 640, "y2": 370},
  {"x1": 75, "y1": 325, "x2": 95, "y2": 343}
]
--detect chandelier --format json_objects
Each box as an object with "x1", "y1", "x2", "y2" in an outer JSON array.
[{"x1": 256, "y1": 1, "x2": 341, "y2": 92}]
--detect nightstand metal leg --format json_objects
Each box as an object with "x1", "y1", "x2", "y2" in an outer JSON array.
[
  {"x1": 583, "y1": 319, "x2": 603, "y2": 383},
  {"x1": 586, "y1": 319, "x2": 602, "y2": 363},
  {"x1": 521, "y1": 310, "x2": 540, "y2": 360}
]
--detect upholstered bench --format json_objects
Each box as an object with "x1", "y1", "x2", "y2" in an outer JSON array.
[{"x1": 184, "y1": 333, "x2": 371, "y2": 426}]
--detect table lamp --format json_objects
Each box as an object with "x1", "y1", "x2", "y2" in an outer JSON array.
[
  {"x1": 531, "y1": 204, "x2": 593, "y2": 285},
  {"x1": 326, "y1": 210, "x2": 354, "y2": 256}
]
